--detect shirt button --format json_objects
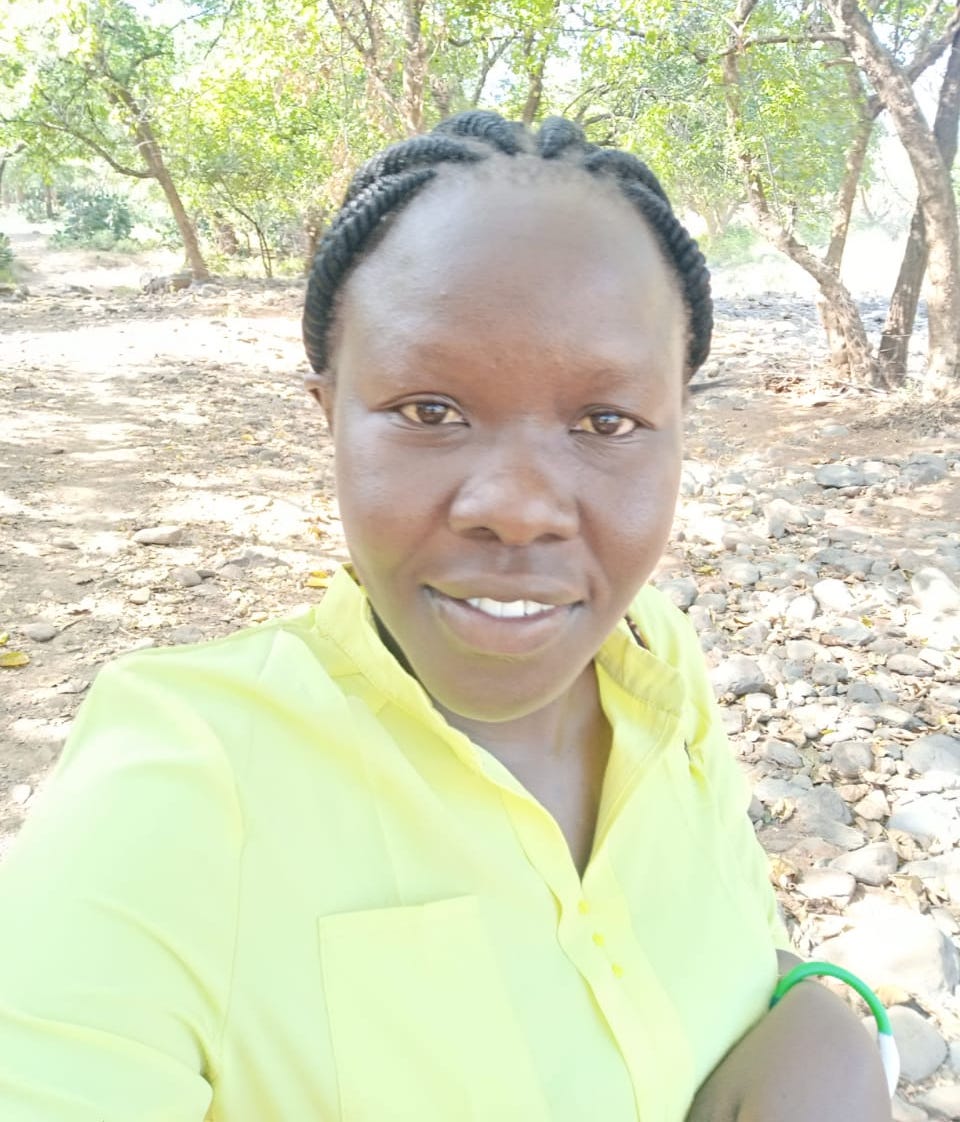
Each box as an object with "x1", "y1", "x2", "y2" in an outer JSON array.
[
  {"x1": 612, "y1": 963, "x2": 625, "y2": 978},
  {"x1": 592, "y1": 931, "x2": 605, "y2": 947},
  {"x1": 577, "y1": 900, "x2": 590, "y2": 915}
]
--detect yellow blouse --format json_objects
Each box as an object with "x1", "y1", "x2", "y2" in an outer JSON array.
[{"x1": 0, "y1": 566, "x2": 787, "y2": 1122}]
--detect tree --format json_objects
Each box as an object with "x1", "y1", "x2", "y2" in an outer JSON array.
[
  {"x1": 877, "y1": 25, "x2": 960, "y2": 385},
  {"x1": 1, "y1": 0, "x2": 211, "y2": 279}
]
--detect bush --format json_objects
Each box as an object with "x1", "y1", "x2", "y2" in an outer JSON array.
[
  {"x1": 0, "y1": 232, "x2": 13, "y2": 282},
  {"x1": 53, "y1": 188, "x2": 135, "y2": 247}
]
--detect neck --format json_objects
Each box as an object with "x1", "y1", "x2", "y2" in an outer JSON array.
[{"x1": 435, "y1": 661, "x2": 608, "y2": 767}]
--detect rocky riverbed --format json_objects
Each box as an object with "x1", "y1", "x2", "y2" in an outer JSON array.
[{"x1": 2, "y1": 251, "x2": 960, "y2": 1115}]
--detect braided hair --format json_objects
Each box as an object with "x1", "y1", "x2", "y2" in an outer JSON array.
[{"x1": 303, "y1": 111, "x2": 713, "y2": 381}]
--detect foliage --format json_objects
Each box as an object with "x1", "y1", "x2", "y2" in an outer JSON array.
[
  {"x1": 52, "y1": 187, "x2": 134, "y2": 246},
  {"x1": 0, "y1": 231, "x2": 13, "y2": 281}
]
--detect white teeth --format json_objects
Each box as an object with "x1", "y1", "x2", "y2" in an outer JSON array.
[{"x1": 465, "y1": 597, "x2": 553, "y2": 619}]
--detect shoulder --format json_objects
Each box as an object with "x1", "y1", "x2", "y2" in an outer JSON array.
[{"x1": 627, "y1": 582, "x2": 704, "y2": 672}]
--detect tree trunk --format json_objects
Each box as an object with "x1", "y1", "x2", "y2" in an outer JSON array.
[
  {"x1": 878, "y1": 26, "x2": 960, "y2": 386},
  {"x1": 830, "y1": 0, "x2": 960, "y2": 393},
  {"x1": 722, "y1": 0, "x2": 878, "y2": 384},
  {"x1": 152, "y1": 160, "x2": 211, "y2": 280},
  {"x1": 400, "y1": 0, "x2": 427, "y2": 135}
]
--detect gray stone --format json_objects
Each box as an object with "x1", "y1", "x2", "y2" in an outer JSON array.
[
  {"x1": 819, "y1": 423, "x2": 850, "y2": 437},
  {"x1": 846, "y1": 681, "x2": 882, "y2": 705},
  {"x1": 710, "y1": 655, "x2": 767, "y2": 698},
  {"x1": 889, "y1": 1006, "x2": 948, "y2": 1083},
  {"x1": 796, "y1": 868, "x2": 856, "y2": 902},
  {"x1": 888, "y1": 794, "x2": 960, "y2": 847},
  {"x1": 679, "y1": 461, "x2": 715, "y2": 497},
  {"x1": 784, "y1": 594, "x2": 818, "y2": 624},
  {"x1": 830, "y1": 739, "x2": 875, "y2": 778},
  {"x1": 905, "y1": 735, "x2": 960, "y2": 787},
  {"x1": 759, "y1": 738, "x2": 803, "y2": 768},
  {"x1": 658, "y1": 577, "x2": 698, "y2": 611},
  {"x1": 785, "y1": 638, "x2": 823, "y2": 662},
  {"x1": 722, "y1": 560, "x2": 761, "y2": 587},
  {"x1": 912, "y1": 566, "x2": 960, "y2": 616},
  {"x1": 129, "y1": 587, "x2": 151, "y2": 605},
  {"x1": 812, "y1": 661, "x2": 849, "y2": 688},
  {"x1": 813, "y1": 577, "x2": 854, "y2": 613},
  {"x1": 133, "y1": 525, "x2": 184, "y2": 546},
  {"x1": 900, "y1": 454, "x2": 948, "y2": 488},
  {"x1": 23, "y1": 622, "x2": 57, "y2": 642},
  {"x1": 886, "y1": 652, "x2": 935, "y2": 678},
  {"x1": 823, "y1": 618, "x2": 872, "y2": 646},
  {"x1": 901, "y1": 853, "x2": 960, "y2": 906},
  {"x1": 830, "y1": 841, "x2": 899, "y2": 886},
  {"x1": 917, "y1": 1084, "x2": 960, "y2": 1119},
  {"x1": 817, "y1": 897, "x2": 960, "y2": 996},
  {"x1": 50, "y1": 537, "x2": 80, "y2": 550},
  {"x1": 170, "y1": 625, "x2": 204, "y2": 645},
  {"x1": 815, "y1": 462, "x2": 867, "y2": 489},
  {"x1": 854, "y1": 789, "x2": 890, "y2": 822},
  {"x1": 171, "y1": 566, "x2": 203, "y2": 588},
  {"x1": 812, "y1": 547, "x2": 872, "y2": 577},
  {"x1": 764, "y1": 497, "x2": 810, "y2": 539}
]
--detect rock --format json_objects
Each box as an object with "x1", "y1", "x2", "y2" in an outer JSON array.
[
  {"x1": 911, "y1": 567, "x2": 960, "y2": 616},
  {"x1": 899, "y1": 454, "x2": 948, "y2": 488},
  {"x1": 812, "y1": 661, "x2": 848, "y2": 688},
  {"x1": 133, "y1": 525, "x2": 184, "y2": 546},
  {"x1": 10, "y1": 784, "x2": 32, "y2": 805},
  {"x1": 892, "y1": 1095, "x2": 929, "y2": 1122},
  {"x1": 796, "y1": 868, "x2": 856, "y2": 902},
  {"x1": 50, "y1": 537, "x2": 80, "y2": 550},
  {"x1": 657, "y1": 577, "x2": 698, "y2": 611},
  {"x1": 890, "y1": 1006, "x2": 948, "y2": 1083},
  {"x1": 23, "y1": 622, "x2": 57, "y2": 642},
  {"x1": 710, "y1": 655, "x2": 767, "y2": 698},
  {"x1": 830, "y1": 739, "x2": 875, "y2": 778},
  {"x1": 901, "y1": 853, "x2": 960, "y2": 906},
  {"x1": 764, "y1": 497, "x2": 810, "y2": 539},
  {"x1": 129, "y1": 587, "x2": 151, "y2": 605},
  {"x1": 854, "y1": 789, "x2": 890, "y2": 822},
  {"x1": 830, "y1": 841, "x2": 899, "y2": 886},
  {"x1": 785, "y1": 638, "x2": 822, "y2": 662},
  {"x1": 888, "y1": 794, "x2": 960, "y2": 847},
  {"x1": 820, "y1": 423, "x2": 850, "y2": 437},
  {"x1": 905, "y1": 734, "x2": 960, "y2": 785},
  {"x1": 722, "y1": 559, "x2": 760, "y2": 587},
  {"x1": 846, "y1": 680, "x2": 882, "y2": 705},
  {"x1": 784, "y1": 594, "x2": 818, "y2": 624},
  {"x1": 886, "y1": 652, "x2": 935, "y2": 678},
  {"x1": 815, "y1": 462, "x2": 867, "y2": 489},
  {"x1": 171, "y1": 566, "x2": 203, "y2": 588},
  {"x1": 759, "y1": 738, "x2": 803, "y2": 768},
  {"x1": 817, "y1": 897, "x2": 960, "y2": 997},
  {"x1": 170, "y1": 626, "x2": 204, "y2": 645},
  {"x1": 813, "y1": 577, "x2": 854, "y2": 613},
  {"x1": 917, "y1": 1084, "x2": 960, "y2": 1119}
]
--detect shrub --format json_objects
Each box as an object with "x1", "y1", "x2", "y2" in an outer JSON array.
[
  {"x1": 0, "y1": 232, "x2": 13, "y2": 282},
  {"x1": 53, "y1": 188, "x2": 134, "y2": 246}
]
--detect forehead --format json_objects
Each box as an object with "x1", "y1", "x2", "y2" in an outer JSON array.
[{"x1": 335, "y1": 164, "x2": 685, "y2": 374}]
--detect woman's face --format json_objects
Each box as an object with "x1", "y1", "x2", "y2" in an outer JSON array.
[{"x1": 322, "y1": 170, "x2": 686, "y2": 723}]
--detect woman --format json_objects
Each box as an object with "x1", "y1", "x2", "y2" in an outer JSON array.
[{"x1": 0, "y1": 112, "x2": 889, "y2": 1121}]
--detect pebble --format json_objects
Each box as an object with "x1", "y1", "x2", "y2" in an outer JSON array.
[
  {"x1": 815, "y1": 463, "x2": 867, "y2": 489},
  {"x1": 899, "y1": 454, "x2": 948, "y2": 488},
  {"x1": 129, "y1": 588, "x2": 151, "y2": 605},
  {"x1": 905, "y1": 734, "x2": 960, "y2": 785},
  {"x1": 170, "y1": 626, "x2": 204, "y2": 645},
  {"x1": 911, "y1": 567, "x2": 960, "y2": 616},
  {"x1": 818, "y1": 897, "x2": 960, "y2": 996},
  {"x1": 888, "y1": 1005, "x2": 946, "y2": 1081},
  {"x1": 830, "y1": 740, "x2": 875, "y2": 778},
  {"x1": 886, "y1": 653, "x2": 935, "y2": 678},
  {"x1": 23, "y1": 622, "x2": 57, "y2": 642},
  {"x1": 171, "y1": 566, "x2": 203, "y2": 588},
  {"x1": 657, "y1": 576, "x2": 699, "y2": 610},
  {"x1": 10, "y1": 784, "x2": 32, "y2": 805},
  {"x1": 710, "y1": 655, "x2": 767, "y2": 698},
  {"x1": 854, "y1": 789, "x2": 890, "y2": 821},
  {"x1": 795, "y1": 868, "x2": 856, "y2": 902},
  {"x1": 50, "y1": 537, "x2": 80, "y2": 550},
  {"x1": 133, "y1": 525, "x2": 184, "y2": 546},
  {"x1": 830, "y1": 841, "x2": 899, "y2": 886},
  {"x1": 813, "y1": 577, "x2": 854, "y2": 613},
  {"x1": 888, "y1": 794, "x2": 960, "y2": 847},
  {"x1": 917, "y1": 1084, "x2": 960, "y2": 1118}
]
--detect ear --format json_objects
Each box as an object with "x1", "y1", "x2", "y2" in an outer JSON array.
[{"x1": 304, "y1": 372, "x2": 335, "y2": 431}]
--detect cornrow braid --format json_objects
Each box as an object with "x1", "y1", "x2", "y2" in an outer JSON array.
[{"x1": 303, "y1": 111, "x2": 713, "y2": 380}]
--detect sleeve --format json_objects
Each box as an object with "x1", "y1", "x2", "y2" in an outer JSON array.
[{"x1": 0, "y1": 655, "x2": 244, "y2": 1121}]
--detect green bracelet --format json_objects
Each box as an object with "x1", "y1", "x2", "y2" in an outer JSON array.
[{"x1": 770, "y1": 961, "x2": 899, "y2": 1098}]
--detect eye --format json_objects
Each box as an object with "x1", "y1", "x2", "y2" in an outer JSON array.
[
  {"x1": 574, "y1": 410, "x2": 639, "y2": 437},
  {"x1": 397, "y1": 401, "x2": 466, "y2": 426}
]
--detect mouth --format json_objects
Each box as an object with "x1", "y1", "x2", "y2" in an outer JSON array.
[{"x1": 426, "y1": 587, "x2": 580, "y2": 656}]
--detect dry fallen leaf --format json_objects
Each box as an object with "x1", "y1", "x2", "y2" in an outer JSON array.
[
  {"x1": 0, "y1": 631, "x2": 9, "y2": 646},
  {"x1": 0, "y1": 651, "x2": 30, "y2": 668}
]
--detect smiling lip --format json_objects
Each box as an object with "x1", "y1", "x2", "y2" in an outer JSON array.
[{"x1": 426, "y1": 586, "x2": 580, "y2": 656}]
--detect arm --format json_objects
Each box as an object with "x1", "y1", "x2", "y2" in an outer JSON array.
[
  {"x1": 0, "y1": 657, "x2": 243, "y2": 1121},
  {"x1": 686, "y1": 950, "x2": 892, "y2": 1122}
]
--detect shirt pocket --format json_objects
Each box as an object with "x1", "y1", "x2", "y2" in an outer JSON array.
[{"x1": 317, "y1": 895, "x2": 551, "y2": 1122}]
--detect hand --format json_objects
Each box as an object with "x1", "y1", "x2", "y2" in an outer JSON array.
[{"x1": 686, "y1": 967, "x2": 892, "y2": 1122}]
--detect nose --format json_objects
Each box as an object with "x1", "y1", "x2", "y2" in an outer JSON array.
[{"x1": 447, "y1": 431, "x2": 579, "y2": 545}]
